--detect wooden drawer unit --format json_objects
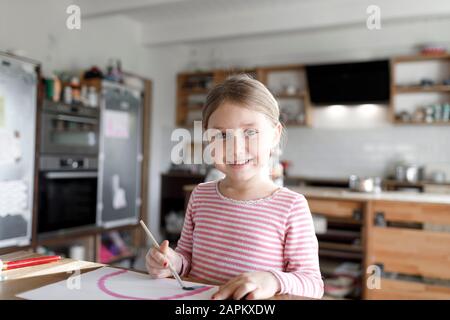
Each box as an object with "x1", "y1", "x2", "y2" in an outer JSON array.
[
  {"x1": 370, "y1": 226, "x2": 450, "y2": 280},
  {"x1": 308, "y1": 198, "x2": 363, "y2": 220},
  {"x1": 366, "y1": 200, "x2": 450, "y2": 299},
  {"x1": 366, "y1": 278, "x2": 450, "y2": 300},
  {"x1": 372, "y1": 201, "x2": 450, "y2": 225}
]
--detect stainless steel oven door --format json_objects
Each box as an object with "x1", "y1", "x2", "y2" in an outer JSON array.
[{"x1": 41, "y1": 113, "x2": 99, "y2": 155}]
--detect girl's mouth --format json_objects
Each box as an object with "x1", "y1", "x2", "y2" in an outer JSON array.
[{"x1": 227, "y1": 159, "x2": 252, "y2": 169}]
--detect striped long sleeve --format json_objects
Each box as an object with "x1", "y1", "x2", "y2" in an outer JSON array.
[
  {"x1": 174, "y1": 181, "x2": 324, "y2": 299},
  {"x1": 267, "y1": 195, "x2": 324, "y2": 298},
  {"x1": 174, "y1": 190, "x2": 195, "y2": 277}
]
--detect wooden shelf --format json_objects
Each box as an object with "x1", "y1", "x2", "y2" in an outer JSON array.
[
  {"x1": 392, "y1": 53, "x2": 450, "y2": 62},
  {"x1": 384, "y1": 179, "x2": 450, "y2": 186},
  {"x1": 317, "y1": 229, "x2": 361, "y2": 241},
  {"x1": 394, "y1": 120, "x2": 450, "y2": 126},
  {"x1": 176, "y1": 54, "x2": 450, "y2": 127},
  {"x1": 319, "y1": 249, "x2": 363, "y2": 260},
  {"x1": 257, "y1": 64, "x2": 304, "y2": 72},
  {"x1": 179, "y1": 71, "x2": 214, "y2": 77},
  {"x1": 214, "y1": 68, "x2": 257, "y2": 84},
  {"x1": 274, "y1": 92, "x2": 306, "y2": 99},
  {"x1": 284, "y1": 120, "x2": 308, "y2": 127},
  {"x1": 320, "y1": 241, "x2": 362, "y2": 253},
  {"x1": 390, "y1": 54, "x2": 450, "y2": 126},
  {"x1": 394, "y1": 85, "x2": 450, "y2": 93},
  {"x1": 176, "y1": 70, "x2": 246, "y2": 127},
  {"x1": 180, "y1": 88, "x2": 210, "y2": 95},
  {"x1": 258, "y1": 64, "x2": 312, "y2": 127}
]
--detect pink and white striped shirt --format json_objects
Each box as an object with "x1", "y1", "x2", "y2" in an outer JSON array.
[{"x1": 175, "y1": 180, "x2": 324, "y2": 299}]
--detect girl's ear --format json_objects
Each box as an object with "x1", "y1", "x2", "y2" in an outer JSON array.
[{"x1": 272, "y1": 122, "x2": 282, "y2": 149}]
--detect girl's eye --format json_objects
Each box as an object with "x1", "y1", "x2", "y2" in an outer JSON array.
[
  {"x1": 244, "y1": 129, "x2": 258, "y2": 137},
  {"x1": 215, "y1": 131, "x2": 231, "y2": 140}
]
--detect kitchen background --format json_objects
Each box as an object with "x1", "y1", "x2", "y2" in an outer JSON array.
[{"x1": 1, "y1": 0, "x2": 450, "y2": 300}]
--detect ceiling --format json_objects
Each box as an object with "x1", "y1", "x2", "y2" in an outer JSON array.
[
  {"x1": 77, "y1": 0, "x2": 304, "y2": 21},
  {"x1": 76, "y1": 0, "x2": 450, "y2": 46}
]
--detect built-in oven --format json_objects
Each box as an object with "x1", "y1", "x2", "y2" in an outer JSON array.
[
  {"x1": 37, "y1": 156, "x2": 98, "y2": 234},
  {"x1": 40, "y1": 100, "x2": 99, "y2": 156}
]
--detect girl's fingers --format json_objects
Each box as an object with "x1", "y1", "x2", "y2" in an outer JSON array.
[
  {"x1": 147, "y1": 264, "x2": 169, "y2": 278},
  {"x1": 232, "y1": 283, "x2": 258, "y2": 300},
  {"x1": 145, "y1": 251, "x2": 164, "y2": 269},
  {"x1": 245, "y1": 288, "x2": 264, "y2": 300},
  {"x1": 212, "y1": 281, "x2": 241, "y2": 300},
  {"x1": 148, "y1": 258, "x2": 168, "y2": 269},
  {"x1": 145, "y1": 240, "x2": 172, "y2": 278},
  {"x1": 159, "y1": 240, "x2": 169, "y2": 253},
  {"x1": 211, "y1": 284, "x2": 228, "y2": 300},
  {"x1": 150, "y1": 247, "x2": 168, "y2": 266},
  {"x1": 148, "y1": 268, "x2": 171, "y2": 278}
]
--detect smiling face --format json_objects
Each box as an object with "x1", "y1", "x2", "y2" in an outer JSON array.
[{"x1": 206, "y1": 102, "x2": 281, "y2": 182}]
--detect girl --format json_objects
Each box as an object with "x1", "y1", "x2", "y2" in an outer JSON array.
[{"x1": 146, "y1": 74, "x2": 324, "y2": 300}]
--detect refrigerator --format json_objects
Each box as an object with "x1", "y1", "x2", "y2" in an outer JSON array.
[
  {"x1": 97, "y1": 81, "x2": 143, "y2": 228},
  {"x1": 0, "y1": 53, "x2": 39, "y2": 248}
]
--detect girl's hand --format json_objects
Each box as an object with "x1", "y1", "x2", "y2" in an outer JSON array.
[
  {"x1": 211, "y1": 271, "x2": 281, "y2": 300},
  {"x1": 145, "y1": 240, "x2": 182, "y2": 278}
]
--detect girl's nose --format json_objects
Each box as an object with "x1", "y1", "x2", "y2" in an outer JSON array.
[
  {"x1": 234, "y1": 134, "x2": 246, "y2": 155},
  {"x1": 225, "y1": 132, "x2": 247, "y2": 161}
]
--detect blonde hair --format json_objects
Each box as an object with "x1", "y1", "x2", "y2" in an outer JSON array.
[{"x1": 202, "y1": 74, "x2": 286, "y2": 150}]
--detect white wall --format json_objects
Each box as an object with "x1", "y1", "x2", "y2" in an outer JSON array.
[{"x1": 144, "y1": 46, "x2": 191, "y2": 241}]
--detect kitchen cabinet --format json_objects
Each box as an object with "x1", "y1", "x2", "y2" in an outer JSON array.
[
  {"x1": 366, "y1": 278, "x2": 450, "y2": 300},
  {"x1": 160, "y1": 172, "x2": 205, "y2": 242},
  {"x1": 365, "y1": 200, "x2": 450, "y2": 300},
  {"x1": 176, "y1": 68, "x2": 257, "y2": 127},
  {"x1": 308, "y1": 198, "x2": 363, "y2": 220},
  {"x1": 391, "y1": 54, "x2": 450, "y2": 125},
  {"x1": 307, "y1": 197, "x2": 365, "y2": 299},
  {"x1": 257, "y1": 64, "x2": 311, "y2": 126},
  {"x1": 175, "y1": 65, "x2": 310, "y2": 128},
  {"x1": 292, "y1": 187, "x2": 450, "y2": 299}
]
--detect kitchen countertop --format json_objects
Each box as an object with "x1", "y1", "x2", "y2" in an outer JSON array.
[
  {"x1": 290, "y1": 186, "x2": 450, "y2": 204},
  {"x1": 183, "y1": 183, "x2": 450, "y2": 204}
]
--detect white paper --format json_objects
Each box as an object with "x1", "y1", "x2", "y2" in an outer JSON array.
[
  {"x1": 0, "y1": 180, "x2": 28, "y2": 217},
  {"x1": 0, "y1": 129, "x2": 22, "y2": 165},
  {"x1": 104, "y1": 110, "x2": 129, "y2": 138},
  {"x1": 0, "y1": 95, "x2": 5, "y2": 128},
  {"x1": 112, "y1": 174, "x2": 127, "y2": 210},
  {"x1": 17, "y1": 267, "x2": 218, "y2": 300}
]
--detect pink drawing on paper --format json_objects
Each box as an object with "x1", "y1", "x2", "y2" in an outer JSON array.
[{"x1": 97, "y1": 269, "x2": 214, "y2": 300}]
